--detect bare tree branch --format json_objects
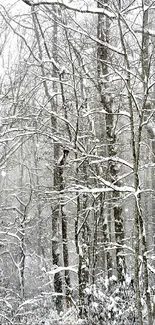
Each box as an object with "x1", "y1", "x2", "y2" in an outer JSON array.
[{"x1": 21, "y1": 0, "x2": 115, "y2": 18}]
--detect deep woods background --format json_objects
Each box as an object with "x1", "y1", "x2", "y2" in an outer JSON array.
[{"x1": 0, "y1": 0, "x2": 155, "y2": 324}]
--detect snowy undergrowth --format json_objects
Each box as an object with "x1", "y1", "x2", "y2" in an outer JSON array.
[
  {"x1": 83, "y1": 275, "x2": 137, "y2": 325},
  {"x1": 1, "y1": 274, "x2": 153, "y2": 324}
]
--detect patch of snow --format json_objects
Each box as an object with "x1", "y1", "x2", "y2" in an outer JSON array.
[{"x1": 1, "y1": 170, "x2": 6, "y2": 177}]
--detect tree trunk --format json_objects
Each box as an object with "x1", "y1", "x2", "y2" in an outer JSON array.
[
  {"x1": 75, "y1": 163, "x2": 90, "y2": 318},
  {"x1": 118, "y1": 0, "x2": 153, "y2": 322},
  {"x1": 18, "y1": 146, "x2": 25, "y2": 301},
  {"x1": 97, "y1": 0, "x2": 126, "y2": 282},
  {"x1": 58, "y1": 149, "x2": 71, "y2": 307},
  {"x1": 32, "y1": 5, "x2": 63, "y2": 313}
]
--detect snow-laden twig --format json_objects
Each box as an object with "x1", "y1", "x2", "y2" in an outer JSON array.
[
  {"x1": 47, "y1": 265, "x2": 78, "y2": 275},
  {"x1": 89, "y1": 155, "x2": 133, "y2": 170}
]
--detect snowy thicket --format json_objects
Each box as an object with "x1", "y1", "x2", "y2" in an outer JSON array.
[{"x1": 0, "y1": 0, "x2": 155, "y2": 324}]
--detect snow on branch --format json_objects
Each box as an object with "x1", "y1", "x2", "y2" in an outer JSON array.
[
  {"x1": 22, "y1": 0, "x2": 115, "y2": 19},
  {"x1": 0, "y1": 231, "x2": 21, "y2": 242},
  {"x1": 89, "y1": 155, "x2": 133, "y2": 170},
  {"x1": 68, "y1": 184, "x2": 134, "y2": 194},
  {"x1": 45, "y1": 183, "x2": 135, "y2": 197},
  {"x1": 94, "y1": 177, "x2": 134, "y2": 193},
  {"x1": 47, "y1": 265, "x2": 78, "y2": 275}
]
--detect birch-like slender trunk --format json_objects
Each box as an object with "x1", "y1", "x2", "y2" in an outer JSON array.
[{"x1": 118, "y1": 0, "x2": 152, "y2": 322}]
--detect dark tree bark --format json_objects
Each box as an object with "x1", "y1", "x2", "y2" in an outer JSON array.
[
  {"x1": 31, "y1": 5, "x2": 64, "y2": 313},
  {"x1": 57, "y1": 149, "x2": 71, "y2": 307},
  {"x1": 97, "y1": 0, "x2": 126, "y2": 282}
]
